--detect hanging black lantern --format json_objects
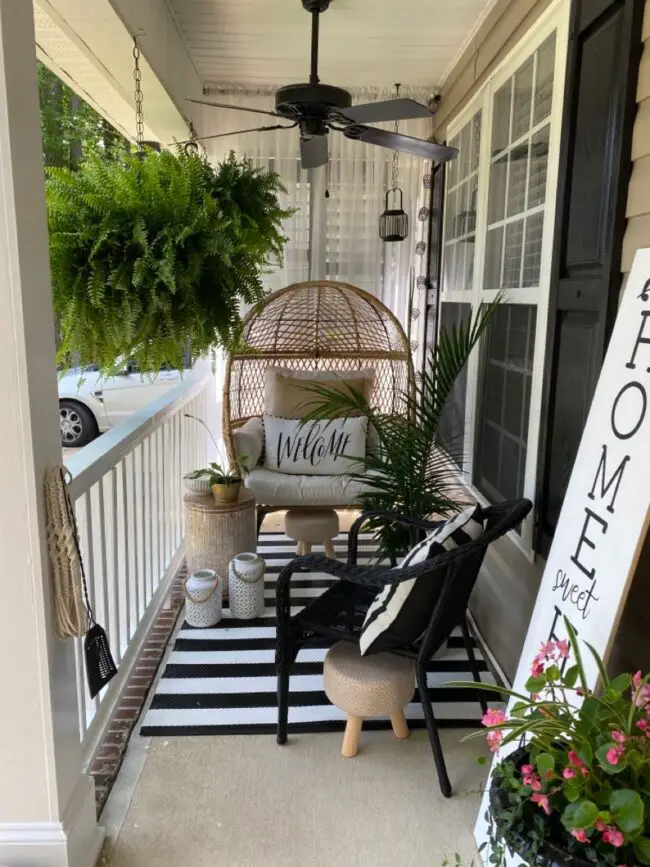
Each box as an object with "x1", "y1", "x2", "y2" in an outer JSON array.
[
  {"x1": 379, "y1": 188, "x2": 409, "y2": 242},
  {"x1": 379, "y1": 83, "x2": 409, "y2": 244}
]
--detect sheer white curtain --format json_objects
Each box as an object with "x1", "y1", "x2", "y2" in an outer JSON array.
[
  {"x1": 327, "y1": 86, "x2": 430, "y2": 332},
  {"x1": 196, "y1": 86, "x2": 432, "y2": 328}
]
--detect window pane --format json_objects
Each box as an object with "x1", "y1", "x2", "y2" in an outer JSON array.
[
  {"x1": 523, "y1": 212, "x2": 544, "y2": 287},
  {"x1": 443, "y1": 244, "x2": 456, "y2": 292},
  {"x1": 534, "y1": 33, "x2": 556, "y2": 125},
  {"x1": 445, "y1": 187, "x2": 457, "y2": 240},
  {"x1": 484, "y1": 227, "x2": 503, "y2": 290},
  {"x1": 456, "y1": 180, "x2": 470, "y2": 236},
  {"x1": 503, "y1": 219, "x2": 524, "y2": 288},
  {"x1": 465, "y1": 237, "x2": 475, "y2": 290},
  {"x1": 470, "y1": 112, "x2": 482, "y2": 172},
  {"x1": 459, "y1": 123, "x2": 471, "y2": 179},
  {"x1": 453, "y1": 240, "x2": 466, "y2": 290},
  {"x1": 528, "y1": 125, "x2": 550, "y2": 207},
  {"x1": 507, "y1": 144, "x2": 529, "y2": 216},
  {"x1": 488, "y1": 155, "x2": 507, "y2": 224},
  {"x1": 474, "y1": 304, "x2": 537, "y2": 503},
  {"x1": 492, "y1": 81, "x2": 511, "y2": 155},
  {"x1": 512, "y1": 57, "x2": 534, "y2": 141},
  {"x1": 438, "y1": 303, "x2": 472, "y2": 466}
]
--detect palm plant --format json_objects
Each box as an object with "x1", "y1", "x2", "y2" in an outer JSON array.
[{"x1": 301, "y1": 294, "x2": 503, "y2": 561}]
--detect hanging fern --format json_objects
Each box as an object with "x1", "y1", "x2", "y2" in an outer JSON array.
[{"x1": 47, "y1": 148, "x2": 291, "y2": 374}]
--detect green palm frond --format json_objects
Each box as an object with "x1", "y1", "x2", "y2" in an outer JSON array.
[{"x1": 300, "y1": 294, "x2": 504, "y2": 560}]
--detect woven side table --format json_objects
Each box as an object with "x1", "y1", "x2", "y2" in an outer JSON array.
[{"x1": 184, "y1": 488, "x2": 256, "y2": 597}]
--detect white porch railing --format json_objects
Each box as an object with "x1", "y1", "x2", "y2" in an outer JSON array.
[{"x1": 65, "y1": 371, "x2": 215, "y2": 762}]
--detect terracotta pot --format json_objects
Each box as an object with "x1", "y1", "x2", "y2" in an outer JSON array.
[{"x1": 211, "y1": 480, "x2": 241, "y2": 504}]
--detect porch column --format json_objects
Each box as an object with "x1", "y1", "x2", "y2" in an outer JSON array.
[{"x1": 0, "y1": 2, "x2": 103, "y2": 866}]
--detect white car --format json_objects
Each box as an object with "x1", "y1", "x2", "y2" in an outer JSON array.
[{"x1": 58, "y1": 359, "x2": 192, "y2": 447}]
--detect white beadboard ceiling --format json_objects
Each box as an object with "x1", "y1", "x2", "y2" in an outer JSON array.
[{"x1": 169, "y1": 0, "x2": 497, "y2": 91}]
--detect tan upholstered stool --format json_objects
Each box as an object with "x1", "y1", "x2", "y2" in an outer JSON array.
[
  {"x1": 285, "y1": 508, "x2": 339, "y2": 559},
  {"x1": 323, "y1": 641, "x2": 415, "y2": 758}
]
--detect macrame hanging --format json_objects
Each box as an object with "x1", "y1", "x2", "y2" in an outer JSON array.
[
  {"x1": 379, "y1": 83, "x2": 409, "y2": 243},
  {"x1": 45, "y1": 466, "x2": 117, "y2": 697}
]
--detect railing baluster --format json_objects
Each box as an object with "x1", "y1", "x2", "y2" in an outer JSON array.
[
  {"x1": 154, "y1": 429, "x2": 161, "y2": 588},
  {"x1": 130, "y1": 449, "x2": 140, "y2": 628},
  {"x1": 122, "y1": 455, "x2": 132, "y2": 642},
  {"x1": 143, "y1": 437, "x2": 152, "y2": 605},
  {"x1": 163, "y1": 421, "x2": 171, "y2": 565},
  {"x1": 84, "y1": 489, "x2": 100, "y2": 718},
  {"x1": 171, "y1": 415, "x2": 177, "y2": 550},
  {"x1": 74, "y1": 638, "x2": 87, "y2": 740},
  {"x1": 111, "y1": 465, "x2": 121, "y2": 660},
  {"x1": 157, "y1": 427, "x2": 165, "y2": 576},
  {"x1": 97, "y1": 479, "x2": 111, "y2": 671},
  {"x1": 136, "y1": 443, "x2": 146, "y2": 619}
]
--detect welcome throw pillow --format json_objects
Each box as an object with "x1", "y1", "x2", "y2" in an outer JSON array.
[
  {"x1": 359, "y1": 504, "x2": 485, "y2": 655},
  {"x1": 263, "y1": 414, "x2": 367, "y2": 476}
]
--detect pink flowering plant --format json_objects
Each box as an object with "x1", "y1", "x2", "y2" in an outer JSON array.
[{"x1": 455, "y1": 619, "x2": 650, "y2": 866}]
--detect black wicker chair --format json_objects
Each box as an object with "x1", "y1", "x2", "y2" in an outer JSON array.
[{"x1": 275, "y1": 498, "x2": 532, "y2": 797}]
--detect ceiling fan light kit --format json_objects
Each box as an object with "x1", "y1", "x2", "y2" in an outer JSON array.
[{"x1": 186, "y1": 0, "x2": 458, "y2": 170}]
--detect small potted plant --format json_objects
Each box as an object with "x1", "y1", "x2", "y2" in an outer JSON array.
[
  {"x1": 191, "y1": 459, "x2": 248, "y2": 504},
  {"x1": 451, "y1": 619, "x2": 650, "y2": 867},
  {"x1": 183, "y1": 413, "x2": 248, "y2": 502}
]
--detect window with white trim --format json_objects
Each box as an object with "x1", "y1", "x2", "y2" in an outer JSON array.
[{"x1": 440, "y1": 9, "x2": 566, "y2": 552}]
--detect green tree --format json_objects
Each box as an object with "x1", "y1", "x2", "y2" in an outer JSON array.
[{"x1": 37, "y1": 62, "x2": 125, "y2": 169}]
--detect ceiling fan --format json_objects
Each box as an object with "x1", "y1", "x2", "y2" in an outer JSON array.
[{"x1": 185, "y1": 0, "x2": 458, "y2": 170}]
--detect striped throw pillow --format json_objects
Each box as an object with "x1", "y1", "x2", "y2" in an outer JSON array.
[{"x1": 359, "y1": 505, "x2": 485, "y2": 656}]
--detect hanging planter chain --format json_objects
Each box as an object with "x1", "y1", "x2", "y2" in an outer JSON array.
[
  {"x1": 133, "y1": 38, "x2": 145, "y2": 151},
  {"x1": 379, "y1": 83, "x2": 409, "y2": 243}
]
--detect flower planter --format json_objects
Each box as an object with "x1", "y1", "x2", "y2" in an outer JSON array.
[
  {"x1": 211, "y1": 480, "x2": 241, "y2": 504},
  {"x1": 489, "y1": 747, "x2": 593, "y2": 867},
  {"x1": 183, "y1": 474, "x2": 212, "y2": 496}
]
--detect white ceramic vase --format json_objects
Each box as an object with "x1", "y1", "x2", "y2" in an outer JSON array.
[
  {"x1": 185, "y1": 569, "x2": 222, "y2": 627},
  {"x1": 228, "y1": 552, "x2": 265, "y2": 620}
]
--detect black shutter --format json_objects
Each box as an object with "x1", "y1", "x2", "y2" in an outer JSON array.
[{"x1": 536, "y1": 0, "x2": 643, "y2": 555}]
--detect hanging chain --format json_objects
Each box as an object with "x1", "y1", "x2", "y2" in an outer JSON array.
[
  {"x1": 391, "y1": 83, "x2": 401, "y2": 190},
  {"x1": 133, "y1": 37, "x2": 144, "y2": 150}
]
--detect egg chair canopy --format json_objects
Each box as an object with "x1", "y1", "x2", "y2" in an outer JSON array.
[{"x1": 223, "y1": 280, "x2": 412, "y2": 460}]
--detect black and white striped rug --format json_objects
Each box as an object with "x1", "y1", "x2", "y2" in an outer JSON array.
[{"x1": 140, "y1": 530, "x2": 497, "y2": 737}]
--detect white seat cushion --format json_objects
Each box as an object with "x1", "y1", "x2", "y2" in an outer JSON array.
[{"x1": 244, "y1": 467, "x2": 374, "y2": 506}]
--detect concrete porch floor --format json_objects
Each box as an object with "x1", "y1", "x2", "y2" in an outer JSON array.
[
  {"x1": 97, "y1": 509, "x2": 490, "y2": 867},
  {"x1": 99, "y1": 728, "x2": 489, "y2": 867}
]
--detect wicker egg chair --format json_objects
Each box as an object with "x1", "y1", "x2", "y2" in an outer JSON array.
[{"x1": 223, "y1": 280, "x2": 413, "y2": 524}]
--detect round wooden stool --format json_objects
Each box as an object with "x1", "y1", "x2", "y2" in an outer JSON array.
[
  {"x1": 323, "y1": 641, "x2": 415, "y2": 758},
  {"x1": 285, "y1": 508, "x2": 339, "y2": 559}
]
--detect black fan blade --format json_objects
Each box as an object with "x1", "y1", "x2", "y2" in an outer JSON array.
[
  {"x1": 342, "y1": 124, "x2": 457, "y2": 163},
  {"x1": 333, "y1": 97, "x2": 432, "y2": 124},
  {"x1": 187, "y1": 98, "x2": 283, "y2": 119},
  {"x1": 171, "y1": 124, "x2": 296, "y2": 146},
  {"x1": 300, "y1": 135, "x2": 329, "y2": 169}
]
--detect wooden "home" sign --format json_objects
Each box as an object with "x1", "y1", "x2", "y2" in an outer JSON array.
[{"x1": 475, "y1": 247, "x2": 650, "y2": 848}]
